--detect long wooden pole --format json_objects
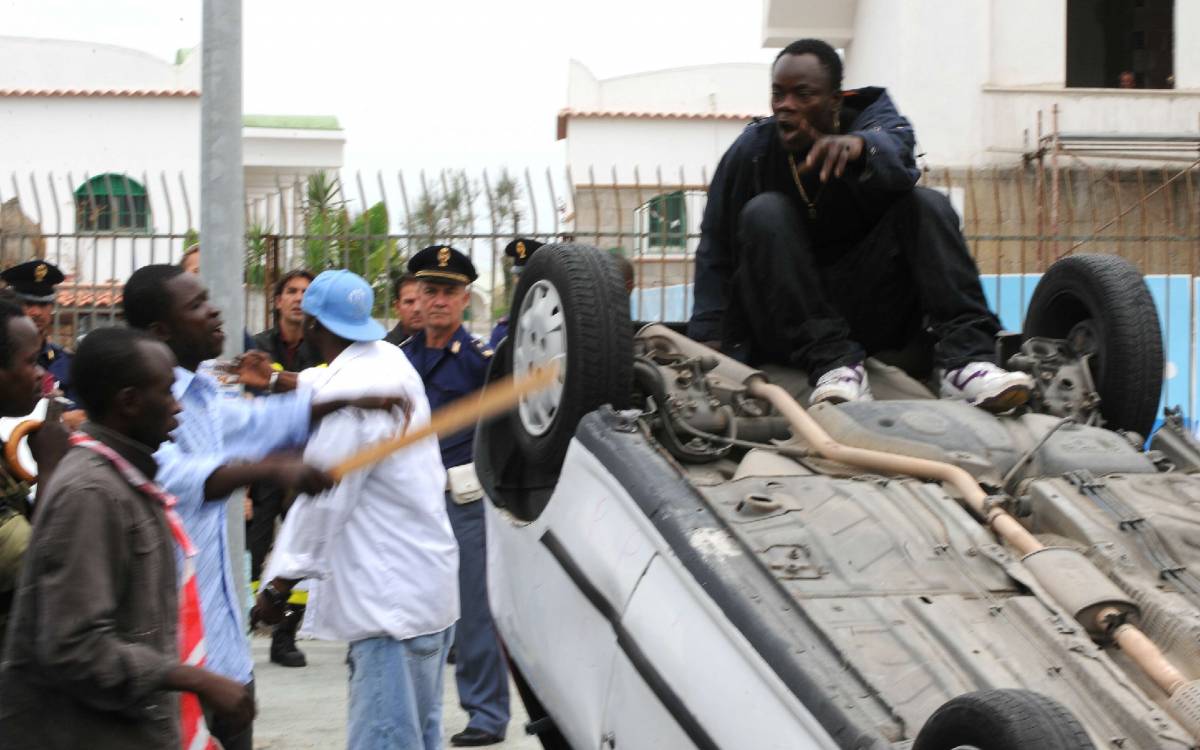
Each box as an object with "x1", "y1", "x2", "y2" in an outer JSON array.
[{"x1": 329, "y1": 363, "x2": 559, "y2": 481}]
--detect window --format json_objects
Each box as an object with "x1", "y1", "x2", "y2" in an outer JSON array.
[
  {"x1": 1066, "y1": 0, "x2": 1174, "y2": 89},
  {"x1": 74, "y1": 174, "x2": 151, "y2": 231},
  {"x1": 642, "y1": 191, "x2": 686, "y2": 248}
]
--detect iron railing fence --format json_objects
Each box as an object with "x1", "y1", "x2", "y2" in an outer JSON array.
[{"x1": 1, "y1": 162, "x2": 1197, "y2": 356}]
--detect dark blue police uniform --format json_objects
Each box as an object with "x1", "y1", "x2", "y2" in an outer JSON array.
[
  {"x1": 486, "y1": 316, "x2": 508, "y2": 350},
  {"x1": 402, "y1": 244, "x2": 510, "y2": 743},
  {"x1": 486, "y1": 238, "x2": 544, "y2": 351},
  {"x1": 0, "y1": 260, "x2": 75, "y2": 406},
  {"x1": 38, "y1": 341, "x2": 74, "y2": 404}
]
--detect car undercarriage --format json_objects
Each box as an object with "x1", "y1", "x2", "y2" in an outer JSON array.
[{"x1": 480, "y1": 245, "x2": 1200, "y2": 749}]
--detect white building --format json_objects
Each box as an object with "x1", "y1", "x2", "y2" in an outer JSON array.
[
  {"x1": 559, "y1": 59, "x2": 769, "y2": 184},
  {"x1": 0, "y1": 36, "x2": 344, "y2": 296},
  {"x1": 762, "y1": 0, "x2": 1200, "y2": 167},
  {"x1": 558, "y1": 60, "x2": 770, "y2": 286}
]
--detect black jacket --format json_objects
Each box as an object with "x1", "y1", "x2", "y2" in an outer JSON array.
[
  {"x1": 687, "y1": 87, "x2": 921, "y2": 344},
  {"x1": 251, "y1": 327, "x2": 322, "y2": 373}
]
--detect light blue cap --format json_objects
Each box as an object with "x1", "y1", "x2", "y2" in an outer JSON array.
[{"x1": 301, "y1": 269, "x2": 386, "y2": 342}]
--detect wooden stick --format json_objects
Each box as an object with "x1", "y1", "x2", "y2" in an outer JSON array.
[{"x1": 329, "y1": 362, "x2": 559, "y2": 481}]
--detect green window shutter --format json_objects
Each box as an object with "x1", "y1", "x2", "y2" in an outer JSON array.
[
  {"x1": 74, "y1": 174, "x2": 150, "y2": 232},
  {"x1": 646, "y1": 191, "x2": 686, "y2": 248}
]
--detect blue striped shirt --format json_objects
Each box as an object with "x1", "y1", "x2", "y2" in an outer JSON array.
[{"x1": 155, "y1": 367, "x2": 311, "y2": 684}]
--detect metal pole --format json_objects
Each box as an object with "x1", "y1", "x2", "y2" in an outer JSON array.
[{"x1": 201, "y1": 0, "x2": 250, "y2": 619}]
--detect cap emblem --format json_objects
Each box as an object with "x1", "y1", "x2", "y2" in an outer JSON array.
[
  {"x1": 438, "y1": 247, "x2": 450, "y2": 267},
  {"x1": 346, "y1": 287, "x2": 370, "y2": 317},
  {"x1": 34, "y1": 263, "x2": 47, "y2": 282},
  {"x1": 516, "y1": 241, "x2": 526, "y2": 259}
]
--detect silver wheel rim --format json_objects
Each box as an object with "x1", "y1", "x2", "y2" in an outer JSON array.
[{"x1": 513, "y1": 279, "x2": 566, "y2": 437}]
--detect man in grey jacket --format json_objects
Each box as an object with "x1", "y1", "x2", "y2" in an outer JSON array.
[{"x1": 0, "y1": 327, "x2": 253, "y2": 749}]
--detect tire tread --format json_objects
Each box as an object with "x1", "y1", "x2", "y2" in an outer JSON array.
[{"x1": 1024, "y1": 253, "x2": 1163, "y2": 435}]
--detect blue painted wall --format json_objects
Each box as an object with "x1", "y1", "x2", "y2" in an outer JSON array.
[{"x1": 632, "y1": 274, "x2": 1196, "y2": 429}]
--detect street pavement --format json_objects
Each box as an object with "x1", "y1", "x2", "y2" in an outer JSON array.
[{"x1": 251, "y1": 636, "x2": 540, "y2": 750}]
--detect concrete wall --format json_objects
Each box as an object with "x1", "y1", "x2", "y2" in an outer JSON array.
[
  {"x1": 0, "y1": 35, "x2": 200, "y2": 92},
  {"x1": 564, "y1": 117, "x2": 752, "y2": 185},
  {"x1": 992, "y1": 0, "x2": 1066, "y2": 86},
  {"x1": 562, "y1": 61, "x2": 769, "y2": 183},
  {"x1": 0, "y1": 96, "x2": 201, "y2": 282},
  {"x1": 566, "y1": 60, "x2": 769, "y2": 116},
  {"x1": 787, "y1": 0, "x2": 1200, "y2": 168}
]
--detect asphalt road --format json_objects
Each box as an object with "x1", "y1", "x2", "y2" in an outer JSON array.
[{"x1": 251, "y1": 636, "x2": 540, "y2": 750}]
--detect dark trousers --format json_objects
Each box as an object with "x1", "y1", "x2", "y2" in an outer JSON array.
[
  {"x1": 204, "y1": 678, "x2": 254, "y2": 750},
  {"x1": 246, "y1": 483, "x2": 285, "y2": 582},
  {"x1": 445, "y1": 493, "x2": 510, "y2": 737},
  {"x1": 730, "y1": 187, "x2": 1001, "y2": 382}
]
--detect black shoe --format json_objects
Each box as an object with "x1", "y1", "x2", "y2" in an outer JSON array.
[
  {"x1": 450, "y1": 727, "x2": 503, "y2": 746},
  {"x1": 269, "y1": 625, "x2": 307, "y2": 668}
]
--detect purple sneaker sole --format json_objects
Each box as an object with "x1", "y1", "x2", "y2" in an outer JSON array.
[{"x1": 973, "y1": 384, "x2": 1031, "y2": 413}]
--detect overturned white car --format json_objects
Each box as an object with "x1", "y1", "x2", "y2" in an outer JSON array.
[{"x1": 477, "y1": 245, "x2": 1200, "y2": 750}]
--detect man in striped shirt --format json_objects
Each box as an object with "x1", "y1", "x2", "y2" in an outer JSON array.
[{"x1": 122, "y1": 264, "x2": 403, "y2": 750}]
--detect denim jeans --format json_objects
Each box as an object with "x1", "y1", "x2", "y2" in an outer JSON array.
[{"x1": 346, "y1": 627, "x2": 455, "y2": 750}]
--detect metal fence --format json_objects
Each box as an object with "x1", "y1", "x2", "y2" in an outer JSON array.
[{"x1": 1, "y1": 162, "x2": 1198, "y2": 341}]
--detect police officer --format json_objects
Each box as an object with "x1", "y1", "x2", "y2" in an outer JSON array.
[
  {"x1": 401, "y1": 245, "x2": 509, "y2": 747},
  {"x1": 0, "y1": 261, "x2": 74, "y2": 404},
  {"x1": 487, "y1": 238, "x2": 544, "y2": 349}
]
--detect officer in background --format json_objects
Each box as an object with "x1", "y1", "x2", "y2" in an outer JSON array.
[
  {"x1": 248, "y1": 268, "x2": 321, "y2": 668},
  {"x1": 487, "y1": 238, "x2": 544, "y2": 349},
  {"x1": 384, "y1": 272, "x2": 425, "y2": 345},
  {"x1": 401, "y1": 245, "x2": 509, "y2": 747},
  {"x1": 0, "y1": 261, "x2": 74, "y2": 404}
]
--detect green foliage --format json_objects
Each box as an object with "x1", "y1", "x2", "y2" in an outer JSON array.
[
  {"x1": 490, "y1": 169, "x2": 522, "y2": 308},
  {"x1": 298, "y1": 171, "x2": 398, "y2": 315},
  {"x1": 404, "y1": 171, "x2": 478, "y2": 252},
  {"x1": 182, "y1": 228, "x2": 199, "y2": 253},
  {"x1": 303, "y1": 172, "x2": 349, "y2": 271},
  {"x1": 244, "y1": 222, "x2": 271, "y2": 285}
]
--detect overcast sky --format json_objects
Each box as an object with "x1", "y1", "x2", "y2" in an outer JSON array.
[{"x1": 1, "y1": 0, "x2": 778, "y2": 174}]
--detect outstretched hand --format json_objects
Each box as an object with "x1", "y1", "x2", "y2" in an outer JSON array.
[
  {"x1": 794, "y1": 118, "x2": 865, "y2": 182},
  {"x1": 214, "y1": 351, "x2": 274, "y2": 391}
]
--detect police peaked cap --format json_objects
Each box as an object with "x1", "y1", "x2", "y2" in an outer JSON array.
[
  {"x1": 407, "y1": 245, "x2": 477, "y2": 285},
  {"x1": 0, "y1": 260, "x2": 65, "y2": 303},
  {"x1": 503, "y1": 238, "x2": 545, "y2": 268}
]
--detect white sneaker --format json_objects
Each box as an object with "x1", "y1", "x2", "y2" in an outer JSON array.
[
  {"x1": 940, "y1": 361, "x2": 1033, "y2": 412},
  {"x1": 810, "y1": 363, "x2": 873, "y2": 405}
]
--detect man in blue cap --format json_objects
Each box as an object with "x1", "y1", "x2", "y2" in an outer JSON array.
[
  {"x1": 254, "y1": 269, "x2": 459, "y2": 750},
  {"x1": 402, "y1": 245, "x2": 509, "y2": 747},
  {"x1": 0, "y1": 260, "x2": 74, "y2": 403}
]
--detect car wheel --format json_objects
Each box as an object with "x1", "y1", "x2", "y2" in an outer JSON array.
[
  {"x1": 509, "y1": 243, "x2": 631, "y2": 472},
  {"x1": 1023, "y1": 253, "x2": 1163, "y2": 436},
  {"x1": 913, "y1": 689, "x2": 1095, "y2": 750}
]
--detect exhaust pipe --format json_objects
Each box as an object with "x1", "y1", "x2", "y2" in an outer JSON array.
[
  {"x1": 742, "y1": 377, "x2": 1200, "y2": 737},
  {"x1": 635, "y1": 325, "x2": 1198, "y2": 732}
]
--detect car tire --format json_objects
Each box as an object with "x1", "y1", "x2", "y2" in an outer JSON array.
[
  {"x1": 913, "y1": 689, "x2": 1095, "y2": 750},
  {"x1": 1023, "y1": 253, "x2": 1163, "y2": 436},
  {"x1": 508, "y1": 244, "x2": 632, "y2": 472}
]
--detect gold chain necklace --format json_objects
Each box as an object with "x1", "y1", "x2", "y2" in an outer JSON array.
[{"x1": 787, "y1": 153, "x2": 824, "y2": 220}]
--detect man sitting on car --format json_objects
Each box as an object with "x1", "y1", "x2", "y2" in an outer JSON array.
[{"x1": 688, "y1": 38, "x2": 1032, "y2": 411}]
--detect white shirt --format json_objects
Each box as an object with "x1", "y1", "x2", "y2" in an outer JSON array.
[{"x1": 264, "y1": 340, "x2": 460, "y2": 643}]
